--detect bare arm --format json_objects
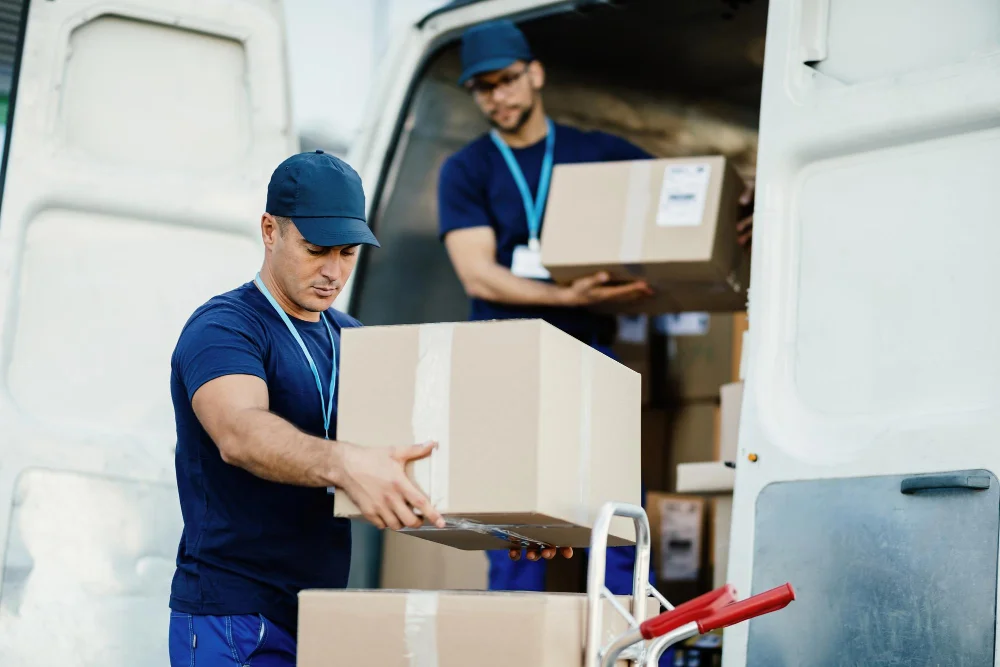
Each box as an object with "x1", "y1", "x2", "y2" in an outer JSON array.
[
  {"x1": 191, "y1": 374, "x2": 445, "y2": 530},
  {"x1": 444, "y1": 227, "x2": 653, "y2": 307}
]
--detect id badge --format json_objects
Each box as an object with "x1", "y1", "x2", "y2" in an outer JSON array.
[{"x1": 510, "y1": 244, "x2": 551, "y2": 280}]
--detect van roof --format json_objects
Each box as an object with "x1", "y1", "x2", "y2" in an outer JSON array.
[{"x1": 417, "y1": 0, "x2": 487, "y2": 28}]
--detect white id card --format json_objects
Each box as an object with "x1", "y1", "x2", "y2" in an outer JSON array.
[{"x1": 510, "y1": 244, "x2": 551, "y2": 280}]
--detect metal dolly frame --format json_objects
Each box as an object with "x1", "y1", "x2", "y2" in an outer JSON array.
[{"x1": 585, "y1": 502, "x2": 795, "y2": 666}]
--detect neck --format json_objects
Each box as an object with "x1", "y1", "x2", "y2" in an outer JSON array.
[
  {"x1": 496, "y1": 102, "x2": 549, "y2": 149},
  {"x1": 257, "y1": 263, "x2": 320, "y2": 322}
]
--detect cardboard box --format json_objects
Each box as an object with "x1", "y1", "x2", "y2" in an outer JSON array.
[
  {"x1": 660, "y1": 313, "x2": 734, "y2": 401},
  {"x1": 334, "y1": 319, "x2": 641, "y2": 550},
  {"x1": 717, "y1": 382, "x2": 744, "y2": 462},
  {"x1": 711, "y1": 496, "x2": 733, "y2": 590},
  {"x1": 612, "y1": 315, "x2": 651, "y2": 406},
  {"x1": 641, "y1": 408, "x2": 669, "y2": 492},
  {"x1": 646, "y1": 493, "x2": 706, "y2": 584},
  {"x1": 380, "y1": 530, "x2": 488, "y2": 591},
  {"x1": 298, "y1": 590, "x2": 659, "y2": 667},
  {"x1": 540, "y1": 156, "x2": 749, "y2": 314},
  {"x1": 665, "y1": 402, "x2": 718, "y2": 492},
  {"x1": 675, "y1": 462, "x2": 735, "y2": 494},
  {"x1": 731, "y1": 311, "x2": 748, "y2": 382}
]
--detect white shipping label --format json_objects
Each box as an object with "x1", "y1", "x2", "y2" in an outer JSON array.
[
  {"x1": 616, "y1": 314, "x2": 648, "y2": 344},
  {"x1": 656, "y1": 163, "x2": 712, "y2": 227},
  {"x1": 510, "y1": 245, "x2": 551, "y2": 280},
  {"x1": 656, "y1": 312, "x2": 710, "y2": 337}
]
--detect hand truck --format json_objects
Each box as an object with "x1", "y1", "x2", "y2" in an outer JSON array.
[{"x1": 585, "y1": 501, "x2": 794, "y2": 666}]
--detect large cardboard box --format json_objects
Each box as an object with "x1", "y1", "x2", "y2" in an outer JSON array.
[
  {"x1": 646, "y1": 493, "x2": 706, "y2": 584},
  {"x1": 612, "y1": 315, "x2": 651, "y2": 406},
  {"x1": 380, "y1": 530, "x2": 488, "y2": 591},
  {"x1": 661, "y1": 313, "x2": 734, "y2": 401},
  {"x1": 298, "y1": 590, "x2": 659, "y2": 667},
  {"x1": 665, "y1": 402, "x2": 718, "y2": 492},
  {"x1": 540, "y1": 156, "x2": 749, "y2": 314},
  {"x1": 641, "y1": 408, "x2": 669, "y2": 491},
  {"x1": 334, "y1": 319, "x2": 641, "y2": 550}
]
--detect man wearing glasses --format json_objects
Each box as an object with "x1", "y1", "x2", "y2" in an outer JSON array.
[
  {"x1": 437, "y1": 19, "x2": 658, "y2": 596},
  {"x1": 437, "y1": 20, "x2": 754, "y2": 596}
]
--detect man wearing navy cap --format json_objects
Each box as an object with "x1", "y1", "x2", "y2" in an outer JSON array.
[
  {"x1": 167, "y1": 151, "x2": 445, "y2": 666},
  {"x1": 437, "y1": 21, "x2": 753, "y2": 598}
]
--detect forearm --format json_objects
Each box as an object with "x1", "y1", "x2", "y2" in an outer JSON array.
[
  {"x1": 465, "y1": 262, "x2": 567, "y2": 306},
  {"x1": 216, "y1": 407, "x2": 344, "y2": 487}
]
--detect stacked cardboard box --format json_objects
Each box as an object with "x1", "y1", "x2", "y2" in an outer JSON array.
[
  {"x1": 333, "y1": 318, "x2": 642, "y2": 550},
  {"x1": 379, "y1": 530, "x2": 488, "y2": 592},
  {"x1": 642, "y1": 310, "x2": 747, "y2": 595},
  {"x1": 298, "y1": 590, "x2": 660, "y2": 667}
]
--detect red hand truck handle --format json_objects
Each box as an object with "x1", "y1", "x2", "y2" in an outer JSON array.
[
  {"x1": 639, "y1": 584, "x2": 737, "y2": 640},
  {"x1": 696, "y1": 583, "x2": 795, "y2": 633}
]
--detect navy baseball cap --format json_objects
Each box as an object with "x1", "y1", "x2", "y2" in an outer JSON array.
[
  {"x1": 265, "y1": 150, "x2": 380, "y2": 248},
  {"x1": 458, "y1": 19, "x2": 534, "y2": 86}
]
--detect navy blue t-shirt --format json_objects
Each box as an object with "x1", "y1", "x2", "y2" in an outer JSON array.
[
  {"x1": 438, "y1": 122, "x2": 651, "y2": 341},
  {"x1": 168, "y1": 281, "x2": 360, "y2": 634}
]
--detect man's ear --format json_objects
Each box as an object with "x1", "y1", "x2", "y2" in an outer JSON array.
[
  {"x1": 261, "y1": 213, "x2": 279, "y2": 248},
  {"x1": 528, "y1": 60, "x2": 545, "y2": 90}
]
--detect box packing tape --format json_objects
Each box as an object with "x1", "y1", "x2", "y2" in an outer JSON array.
[
  {"x1": 619, "y1": 160, "x2": 654, "y2": 272},
  {"x1": 412, "y1": 323, "x2": 454, "y2": 510},
  {"x1": 402, "y1": 322, "x2": 599, "y2": 546},
  {"x1": 404, "y1": 591, "x2": 439, "y2": 667}
]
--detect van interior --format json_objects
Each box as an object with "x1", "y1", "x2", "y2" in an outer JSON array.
[{"x1": 351, "y1": 0, "x2": 767, "y2": 327}]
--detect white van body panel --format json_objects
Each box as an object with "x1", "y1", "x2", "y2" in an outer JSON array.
[
  {"x1": 727, "y1": 0, "x2": 1000, "y2": 664},
  {"x1": 0, "y1": 0, "x2": 294, "y2": 663}
]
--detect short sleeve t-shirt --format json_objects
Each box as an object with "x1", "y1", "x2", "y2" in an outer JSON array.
[
  {"x1": 168, "y1": 281, "x2": 361, "y2": 634},
  {"x1": 438, "y1": 122, "x2": 652, "y2": 342}
]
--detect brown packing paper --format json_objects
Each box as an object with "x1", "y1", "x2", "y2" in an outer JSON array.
[
  {"x1": 540, "y1": 156, "x2": 749, "y2": 314},
  {"x1": 297, "y1": 589, "x2": 661, "y2": 667},
  {"x1": 333, "y1": 319, "x2": 641, "y2": 550}
]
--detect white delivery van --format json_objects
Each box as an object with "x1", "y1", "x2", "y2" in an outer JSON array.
[
  {"x1": 0, "y1": 0, "x2": 296, "y2": 664},
  {"x1": 342, "y1": 1, "x2": 1000, "y2": 666},
  {"x1": 1, "y1": 0, "x2": 998, "y2": 665}
]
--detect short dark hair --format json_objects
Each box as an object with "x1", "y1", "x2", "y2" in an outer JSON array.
[{"x1": 272, "y1": 214, "x2": 292, "y2": 234}]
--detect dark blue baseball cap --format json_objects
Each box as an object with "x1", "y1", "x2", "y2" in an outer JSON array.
[
  {"x1": 265, "y1": 150, "x2": 380, "y2": 248},
  {"x1": 458, "y1": 19, "x2": 534, "y2": 86}
]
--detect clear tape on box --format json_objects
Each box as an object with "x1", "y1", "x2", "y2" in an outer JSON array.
[
  {"x1": 404, "y1": 592, "x2": 439, "y2": 667},
  {"x1": 411, "y1": 323, "x2": 454, "y2": 510}
]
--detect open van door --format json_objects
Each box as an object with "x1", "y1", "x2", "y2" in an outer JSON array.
[
  {"x1": 728, "y1": 0, "x2": 1000, "y2": 665},
  {"x1": 0, "y1": 0, "x2": 294, "y2": 663}
]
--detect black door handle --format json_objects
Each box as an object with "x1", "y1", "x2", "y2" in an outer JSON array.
[{"x1": 901, "y1": 473, "x2": 991, "y2": 494}]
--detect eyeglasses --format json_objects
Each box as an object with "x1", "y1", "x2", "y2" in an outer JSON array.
[{"x1": 466, "y1": 65, "x2": 530, "y2": 98}]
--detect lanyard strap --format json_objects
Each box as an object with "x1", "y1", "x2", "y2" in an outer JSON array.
[
  {"x1": 490, "y1": 117, "x2": 555, "y2": 250},
  {"x1": 254, "y1": 273, "x2": 337, "y2": 439}
]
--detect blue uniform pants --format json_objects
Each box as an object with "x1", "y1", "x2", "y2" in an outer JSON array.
[{"x1": 169, "y1": 612, "x2": 296, "y2": 666}]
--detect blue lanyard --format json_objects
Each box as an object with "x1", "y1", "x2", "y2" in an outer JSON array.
[
  {"x1": 254, "y1": 273, "x2": 337, "y2": 439},
  {"x1": 490, "y1": 117, "x2": 555, "y2": 251}
]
